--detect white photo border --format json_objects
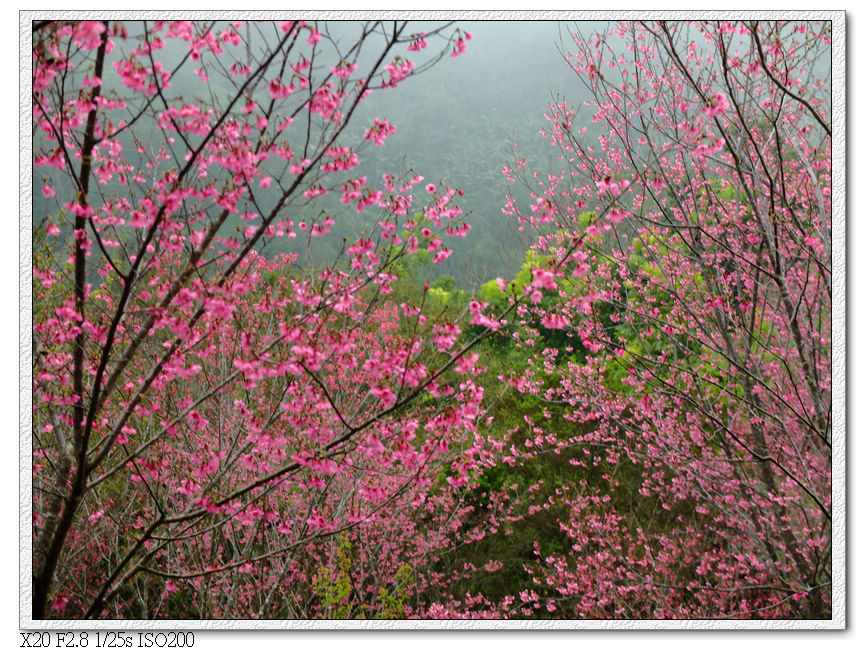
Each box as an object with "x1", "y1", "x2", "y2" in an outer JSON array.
[{"x1": 19, "y1": 9, "x2": 847, "y2": 631}]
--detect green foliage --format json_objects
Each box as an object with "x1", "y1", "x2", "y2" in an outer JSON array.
[
  {"x1": 373, "y1": 565, "x2": 413, "y2": 619},
  {"x1": 312, "y1": 534, "x2": 354, "y2": 619},
  {"x1": 311, "y1": 533, "x2": 413, "y2": 619},
  {"x1": 478, "y1": 278, "x2": 505, "y2": 303}
]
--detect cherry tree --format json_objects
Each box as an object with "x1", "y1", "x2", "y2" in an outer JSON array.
[
  {"x1": 500, "y1": 20, "x2": 832, "y2": 618},
  {"x1": 31, "y1": 17, "x2": 835, "y2": 622},
  {"x1": 31, "y1": 19, "x2": 500, "y2": 619}
]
